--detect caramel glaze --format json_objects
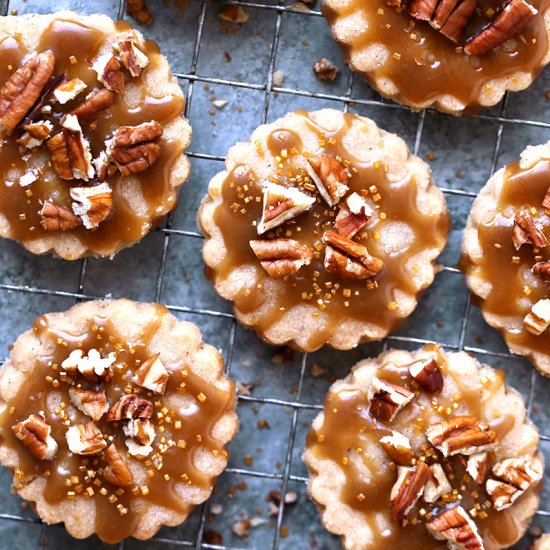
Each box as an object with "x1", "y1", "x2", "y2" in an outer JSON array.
[
  {"x1": 0, "y1": 304, "x2": 234, "y2": 544},
  {"x1": 210, "y1": 112, "x2": 449, "y2": 350},
  {"x1": 463, "y1": 159, "x2": 550, "y2": 358},
  {"x1": 306, "y1": 349, "x2": 529, "y2": 549},
  {"x1": 323, "y1": 0, "x2": 550, "y2": 114},
  {"x1": 0, "y1": 19, "x2": 184, "y2": 255}
]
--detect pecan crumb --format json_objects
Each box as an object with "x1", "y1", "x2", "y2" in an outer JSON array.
[
  {"x1": 126, "y1": 0, "x2": 153, "y2": 25},
  {"x1": 312, "y1": 58, "x2": 339, "y2": 81}
]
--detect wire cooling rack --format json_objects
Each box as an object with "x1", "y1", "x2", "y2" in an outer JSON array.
[{"x1": 0, "y1": 0, "x2": 549, "y2": 548}]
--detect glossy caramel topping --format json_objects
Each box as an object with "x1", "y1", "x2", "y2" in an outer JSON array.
[
  {"x1": 0, "y1": 19, "x2": 184, "y2": 256},
  {"x1": 0, "y1": 304, "x2": 234, "y2": 544},
  {"x1": 323, "y1": 0, "x2": 550, "y2": 113},
  {"x1": 306, "y1": 350, "x2": 528, "y2": 549},
  {"x1": 463, "y1": 158, "x2": 550, "y2": 357},
  {"x1": 210, "y1": 111, "x2": 449, "y2": 350}
]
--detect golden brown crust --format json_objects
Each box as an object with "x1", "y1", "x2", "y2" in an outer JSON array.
[
  {"x1": 303, "y1": 348, "x2": 543, "y2": 550},
  {"x1": 0, "y1": 299, "x2": 238, "y2": 541},
  {"x1": 0, "y1": 12, "x2": 191, "y2": 259},
  {"x1": 198, "y1": 109, "x2": 448, "y2": 352}
]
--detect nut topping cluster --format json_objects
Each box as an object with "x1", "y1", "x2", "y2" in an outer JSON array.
[
  {"x1": 390, "y1": 0, "x2": 537, "y2": 56},
  {"x1": 0, "y1": 35, "x2": 165, "y2": 235}
]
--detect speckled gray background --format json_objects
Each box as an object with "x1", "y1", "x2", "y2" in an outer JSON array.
[{"x1": 0, "y1": 0, "x2": 548, "y2": 549}]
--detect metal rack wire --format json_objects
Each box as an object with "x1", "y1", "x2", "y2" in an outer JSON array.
[{"x1": 0, "y1": 0, "x2": 547, "y2": 548}]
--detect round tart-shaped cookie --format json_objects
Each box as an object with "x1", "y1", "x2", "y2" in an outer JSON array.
[
  {"x1": 323, "y1": 0, "x2": 550, "y2": 115},
  {"x1": 199, "y1": 109, "x2": 449, "y2": 352},
  {"x1": 533, "y1": 535, "x2": 550, "y2": 550},
  {"x1": 462, "y1": 143, "x2": 550, "y2": 375},
  {"x1": 0, "y1": 299, "x2": 238, "y2": 543},
  {"x1": 303, "y1": 346, "x2": 543, "y2": 549},
  {"x1": 0, "y1": 11, "x2": 190, "y2": 259}
]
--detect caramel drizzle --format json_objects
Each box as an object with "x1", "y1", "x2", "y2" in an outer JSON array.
[{"x1": 0, "y1": 304, "x2": 234, "y2": 543}]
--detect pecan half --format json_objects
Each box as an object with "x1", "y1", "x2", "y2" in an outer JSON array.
[
  {"x1": 66, "y1": 421, "x2": 107, "y2": 455},
  {"x1": 380, "y1": 430, "x2": 415, "y2": 465},
  {"x1": 426, "y1": 416, "x2": 497, "y2": 457},
  {"x1": 369, "y1": 377, "x2": 414, "y2": 422},
  {"x1": 124, "y1": 418, "x2": 155, "y2": 458},
  {"x1": 115, "y1": 40, "x2": 149, "y2": 77},
  {"x1": 133, "y1": 353, "x2": 169, "y2": 394},
  {"x1": 39, "y1": 201, "x2": 83, "y2": 232},
  {"x1": 524, "y1": 298, "x2": 550, "y2": 335},
  {"x1": 439, "y1": 0, "x2": 477, "y2": 43},
  {"x1": 70, "y1": 89, "x2": 115, "y2": 119},
  {"x1": 106, "y1": 120, "x2": 163, "y2": 176},
  {"x1": 334, "y1": 192, "x2": 373, "y2": 238},
  {"x1": 533, "y1": 261, "x2": 550, "y2": 281},
  {"x1": 53, "y1": 78, "x2": 86, "y2": 104},
  {"x1": 68, "y1": 387, "x2": 109, "y2": 422},
  {"x1": 466, "y1": 452, "x2": 489, "y2": 485},
  {"x1": 513, "y1": 208, "x2": 549, "y2": 250},
  {"x1": 424, "y1": 463, "x2": 452, "y2": 504},
  {"x1": 0, "y1": 52, "x2": 55, "y2": 133},
  {"x1": 250, "y1": 238, "x2": 314, "y2": 278},
  {"x1": 306, "y1": 155, "x2": 349, "y2": 206},
  {"x1": 427, "y1": 506, "x2": 484, "y2": 550},
  {"x1": 71, "y1": 183, "x2": 113, "y2": 230},
  {"x1": 48, "y1": 114, "x2": 95, "y2": 181},
  {"x1": 258, "y1": 182, "x2": 315, "y2": 235},
  {"x1": 17, "y1": 120, "x2": 53, "y2": 149},
  {"x1": 465, "y1": 0, "x2": 537, "y2": 57},
  {"x1": 323, "y1": 230, "x2": 383, "y2": 279},
  {"x1": 126, "y1": 0, "x2": 153, "y2": 25},
  {"x1": 12, "y1": 414, "x2": 57, "y2": 460},
  {"x1": 93, "y1": 54, "x2": 125, "y2": 96},
  {"x1": 106, "y1": 393, "x2": 154, "y2": 422},
  {"x1": 103, "y1": 444, "x2": 133, "y2": 487},
  {"x1": 408, "y1": 357, "x2": 443, "y2": 394},
  {"x1": 390, "y1": 462, "x2": 430, "y2": 523}
]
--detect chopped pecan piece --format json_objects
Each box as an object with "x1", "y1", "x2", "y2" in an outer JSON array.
[
  {"x1": 106, "y1": 394, "x2": 154, "y2": 422},
  {"x1": 106, "y1": 120, "x2": 163, "y2": 176},
  {"x1": 493, "y1": 457, "x2": 542, "y2": 490},
  {"x1": 66, "y1": 421, "x2": 107, "y2": 455},
  {"x1": 306, "y1": 155, "x2": 349, "y2": 206},
  {"x1": 533, "y1": 261, "x2": 550, "y2": 281},
  {"x1": 133, "y1": 353, "x2": 169, "y2": 394},
  {"x1": 380, "y1": 430, "x2": 415, "y2": 465},
  {"x1": 426, "y1": 506, "x2": 484, "y2": 550},
  {"x1": 439, "y1": 0, "x2": 477, "y2": 43},
  {"x1": 323, "y1": 230, "x2": 383, "y2": 279},
  {"x1": 115, "y1": 40, "x2": 149, "y2": 77},
  {"x1": 53, "y1": 78, "x2": 86, "y2": 104},
  {"x1": 257, "y1": 181, "x2": 315, "y2": 235},
  {"x1": 103, "y1": 444, "x2": 133, "y2": 486},
  {"x1": 486, "y1": 479, "x2": 520, "y2": 511},
  {"x1": 0, "y1": 52, "x2": 55, "y2": 133},
  {"x1": 312, "y1": 58, "x2": 339, "y2": 82},
  {"x1": 61, "y1": 348, "x2": 116, "y2": 380},
  {"x1": 513, "y1": 208, "x2": 549, "y2": 249},
  {"x1": 71, "y1": 183, "x2": 113, "y2": 230},
  {"x1": 390, "y1": 462, "x2": 430, "y2": 523},
  {"x1": 48, "y1": 114, "x2": 95, "y2": 181},
  {"x1": 12, "y1": 414, "x2": 57, "y2": 460},
  {"x1": 250, "y1": 238, "x2": 314, "y2": 278},
  {"x1": 93, "y1": 54, "x2": 125, "y2": 96},
  {"x1": 466, "y1": 452, "x2": 489, "y2": 484},
  {"x1": 219, "y1": 5, "x2": 250, "y2": 23},
  {"x1": 334, "y1": 192, "x2": 373, "y2": 238},
  {"x1": 126, "y1": 0, "x2": 153, "y2": 25},
  {"x1": 426, "y1": 416, "x2": 497, "y2": 457},
  {"x1": 543, "y1": 185, "x2": 550, "y2": 209},
  {"x1": 408, "y1": 357, "x2": 443, "y2": 394},
  {"x1": 409, "y1": 0, "x2": 439, "y2": 20},
  {"x1": 124, "y1": 419, "x2": 155, "y2": 458},
  {"x1": 424, "y1": 463, "x2": 452, "y2": 504},
  {"x1": 68, "y1": 387, "x2": 109, "y2": 422},
  {"x1": 17, "y1": 120, "x2": 53, "y2": 149},
  {"x1": 369, "y1": 377, "x2": 414, "y2": 422},
  {"x1": 465, "y1": 0, "x2": 537, "y2": 57},
  {"x1": 93, "y1": 151, "x2": 116, "y2": 182},
  {"x1": 39, "y1": 201, "x2": 82, "y2": 232},
  {"x1": 70, "y1": 89, "x2": 115, "y2": 120},
  {"x1": 524, "y1": 298, "x2": 550, "y2": 335}
]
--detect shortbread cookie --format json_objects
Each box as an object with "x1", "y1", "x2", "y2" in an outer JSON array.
[
  {"x1": 0, "y1": 299, "x2": 237, "y2": 543},
  {"x1": 0, "y1": 11, "x2": 190, "y2": 259},
  {"x1": 198, "y1": 109, "x2": 449, "y2": 352},
  {"x1": 533, "y1": 535, "x2": 550, "y2": 549},
  {"x1": 303, "y1": 346, "x2": 543, "y2": 549},
  {"x1": 462, "y1": 142, "x2": 550, "y2": 375},
  {"x1": 323, "y1": 0, "x2": 550, "y2": 115}
]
